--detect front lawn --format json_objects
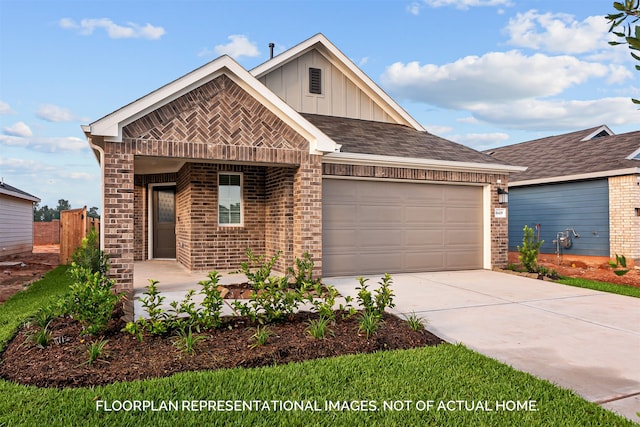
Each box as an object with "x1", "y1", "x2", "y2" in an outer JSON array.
[
  {"x1": 556, "y1": 277, "x2": 640, "y2": 298},
  {"x1": 0, "y1": 268, "x2": 633, "y2": 426}
]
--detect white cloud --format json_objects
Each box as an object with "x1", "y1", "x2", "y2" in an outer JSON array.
[
  {"x1": 451, "y1": 132, "x2": 510, "y2": 150},
  {"x1": 59, "y1": 171, "x2": 96, "y2": 180},
  {"x1": 59, "y1": 17, "x2": 165, "y2": 40},
  {"x1": 36, "y1": 104, "x2": 85, "y2": 122},
  {"x1": 424, "y1": 124, "x2": 453, "y2": 135},
  {"x1": 0, "y1": 135, "x2": 87, "y2": 152},
  {"x1": 457, "y1": 116, "x2": 480, "y2": 124},
  {"x1": 470, "y1": 97, "x2": 640, "y2": 130},
  {"x1": 0, "y1": 101, "x2": 14, "y2": 115},
  {"x1": 3, "y1": 121, "x2": 33, "y2": 137},
  {"x1": 200, "y1": 35, "x2": 259, "y2": 59},
  {"x1": 0, "y1": 157, "x2": 55, "y2": 174},
  {"x1": 359, "y1": 57, "x2": 369, "y2": 66},
  {"x1": 407, "y1": 2, "x2": 422, "y2": 15},
  {"x1": 504, "y1": 11, "x2": 610, "y2": 55},
  {"x1": 381, "y1": 50, "x2": 615, "y2": 109},
  {"x1": 421, "y1": 0, "x2": 512, "y2": 10}
]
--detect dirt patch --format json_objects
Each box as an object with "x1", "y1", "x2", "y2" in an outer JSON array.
[
  {"x1": 507, "y1": 252, "x2": 640, "y2": 288},
  {"x1": 0, "y1": 308, "x2": 443, "y2": 388},
  {"x1": 0, "y1": 248, "x2": 60, "y2": 303}
]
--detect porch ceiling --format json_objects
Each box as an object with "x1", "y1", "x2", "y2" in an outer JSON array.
[{"x1": 134, "y1": 155, "x2": 301, "y2": 174}]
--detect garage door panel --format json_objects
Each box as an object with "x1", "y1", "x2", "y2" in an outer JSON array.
[
  {"x1": 323, "y1": 179, "x2": 483, "y2": 276},
  {"x1": 445, "y1": 251, "x2": 482, "y2": 269},
  {"x1": 446, "y1": 229, "x2": 482, "y2": 246},
  {"x1": 405, "y1": 206, "x2": 444, "y2": 223},
  {"x1": 405, "y1": 230, "x2": 444, "y2": 246},
  {"x1": 405, "y1": 252, "x2": 446, "y2": 270},
  {"x1": 358, "y1": 229, "x2": 404, "y2": 247}
]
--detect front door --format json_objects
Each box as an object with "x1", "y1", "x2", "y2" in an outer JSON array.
[{"x1": 153, "y1": 186, "x2": 176, "y2": 258}]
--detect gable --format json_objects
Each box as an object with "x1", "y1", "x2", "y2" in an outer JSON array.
[
  {"x1": 252, "y1": 34, "x2": 424, "y2": 131},
  {"x1": 258, "y1": 49, "x2": 396, "y2": 124},
  {"x1": 123, "y1": 74, "x2": 308, "y2": 151}
]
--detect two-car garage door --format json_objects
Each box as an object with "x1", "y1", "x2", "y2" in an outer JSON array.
[{"x1": 322, "y1": 179, "x2": 484, "y2": 277}]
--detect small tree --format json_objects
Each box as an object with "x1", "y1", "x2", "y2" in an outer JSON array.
[
  {"x1": 606, "y1": 1, "x2": 640, "y2": 104},
  {"x1": 517, "y1": 225, "x2": 543, "y2": 272}
]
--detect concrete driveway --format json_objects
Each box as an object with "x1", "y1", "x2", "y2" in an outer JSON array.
[{"x1": 327, "y1": 270, "x2": 640, "y2": 422}]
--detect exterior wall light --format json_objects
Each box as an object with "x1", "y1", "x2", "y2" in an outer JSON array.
[{"x1": 497, "y1": 187, "x2": 509, "y2": 204}]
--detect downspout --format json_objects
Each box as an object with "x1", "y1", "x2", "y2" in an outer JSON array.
[{"x1": 87, "y1": 138, "x2": 106, "y2": 251}]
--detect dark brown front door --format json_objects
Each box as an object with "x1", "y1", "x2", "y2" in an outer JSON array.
[{"x1": 153, "y1": 186, "x2": 176, "y2": 258}]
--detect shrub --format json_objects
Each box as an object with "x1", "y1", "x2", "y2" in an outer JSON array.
[
  {"x1": 173, "y1": 327, "x2": 205, "y2": 355},
  {"x1": 198, "y1": 271, "x2": 224, "y2": 330},
  {"x1": 517, "y1": 225, "x2": 543, "y2": 273},
  {"x1": 135, "y1": 279, "x2": 169, "y2": 336},
  {"x1": 86, "y1": 338, "x2": 109, "y2": 365},
  {"x1": 233, "y1": 275, "x2": 303, "y2": 324},
  {"x1": 168, "y1": 289, "x2": 200, "y2": 331},
  {"x1": 609, "y1": 254, "x2": 630, "y2": 276},
  {"x1": 358, "y1": 311, "x2": 381, "y2": 338},
  {"x1": 29, "y1": 325, "x2": 52, "y2": 348},
  {"x1": 405, "y1": 312, "x2": 425, "y2": 331},
  {"x1": 306, "y1": 315, "x2": 334, "y2": 339},
  {"x1": 287, "y1": 251, "x2": 321, "y2": 289},
  {"x1": 65, "y1": 265, "x2": 121, "y2": 336},
  {"x1": 70, "y1": 229, "x2": 108, "y2": 276},
  {"x1": 249, "y1": 326, "x2": 270, "y2": 348},
  {"x1": 355, "y1": 274, "x2": 395, "y2": 317}
]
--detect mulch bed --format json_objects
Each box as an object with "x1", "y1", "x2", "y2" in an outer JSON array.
[{"x1": 0, "y1": 308, "x2": 443, "y2": 388}]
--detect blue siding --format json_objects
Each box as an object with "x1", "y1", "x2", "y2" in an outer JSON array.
[{"x1": 508, "y1": 179, "x2": 609, "y2": 256}]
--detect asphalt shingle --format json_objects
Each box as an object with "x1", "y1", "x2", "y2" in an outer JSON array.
[
  {"x1": 483, "y1": 126, "x2": 640, "y2": 182},
  {"x1": 302, "y1": 113, "x2": 503, "y2": 164}
]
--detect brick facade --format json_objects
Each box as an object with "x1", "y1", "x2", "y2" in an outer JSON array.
[
  {"x1": 322, "y1": 163, "x2": 510, "y2": 268},
  {"x1": 100, "y1": 71, "x2": 512, "y2": 292},
  {"x1": 609, "y1": 174, "x2": 640, "y2": 266},
  {"x1": 102, "y1": 74, "x2": 318, "y2": 291}
]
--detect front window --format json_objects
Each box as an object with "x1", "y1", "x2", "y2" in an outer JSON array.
[{"x1": 218, "y1": 173, "x2": 242, "y2": 225}]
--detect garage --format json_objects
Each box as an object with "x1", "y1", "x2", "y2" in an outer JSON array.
[{"x1": 322, "y1": 178, "x2": 484, "y2": 276}]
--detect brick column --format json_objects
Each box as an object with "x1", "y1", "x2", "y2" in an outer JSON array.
[
  {"x1": 491, "y1": 176, "x2": 509, "y2": 269},
  {"x1": 609, "y1": 174, "x2": 640, "y2": 266},
  {"x1": 293, "y1": 154, "x2": 323, "y2": 276},
  {"x1": 103, "y1": 143, "x2": 135, "y2": 293}
]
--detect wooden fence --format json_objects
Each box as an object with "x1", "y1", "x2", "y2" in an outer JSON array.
[{"x1": 59, "y1": 207, "x2": 100, "y2": 264}]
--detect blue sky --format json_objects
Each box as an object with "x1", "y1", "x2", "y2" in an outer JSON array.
[{"x1": 1, "y1": 0, "x2": 638, "y2": 211}]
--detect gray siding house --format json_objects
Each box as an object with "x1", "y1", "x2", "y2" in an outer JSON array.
[
  {"x1": 485, "y1": 126, "x2": 640, "y2": 265},
  {"x1": 0, "y1": 181, "x2": 40, "y2": 256}
]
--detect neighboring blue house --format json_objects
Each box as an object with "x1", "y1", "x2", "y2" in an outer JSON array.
[{"x1": 485, "y1": 126, "x2": 640, "y2": 265}]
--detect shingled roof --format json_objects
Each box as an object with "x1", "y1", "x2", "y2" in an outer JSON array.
[
  {"x1": 483, "y1": 126, "x2": 640, "y2": 184},
  {"x1": 0, "y1": 181, "x2": 40, "y2": 202},
  {"x1": 302, "y1": 113, "x2": 503, "y2": 164}
]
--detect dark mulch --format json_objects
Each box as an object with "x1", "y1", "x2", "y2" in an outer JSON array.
[{"x1": 0, "y1": 308, "x2": 444, "y2": 388}]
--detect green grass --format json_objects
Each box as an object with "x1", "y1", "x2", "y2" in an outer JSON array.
[
  {"x1": 0, "y1": 268, "x2": 634, "y2": 426},
  {"x1": 556, "y1": 277, "x2": 640, "y2": 298},
  {"x1": 0, "y1": 265, "x2": 69, "y2": 349}
]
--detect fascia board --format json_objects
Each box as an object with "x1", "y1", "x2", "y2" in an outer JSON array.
[
  {"x1": 509, "y1": 167, "x2": 640, "y2": 187},
  {"x1": 0, "y1": 188, "x2": 40, "y2": 203},
  {"x1": 251, "y1": 34, "x2": 425, "y2": 132},
  {"x1": 580, "y1": 125, "x2": 614, "y2": 141},
  {"x1": 323, "y1": 152, "x2": 527, "y2": 174}
]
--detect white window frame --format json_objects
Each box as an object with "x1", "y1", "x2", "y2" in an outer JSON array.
[{"x1": 218, "y1": 172, "x2": 243, "y2": 226}]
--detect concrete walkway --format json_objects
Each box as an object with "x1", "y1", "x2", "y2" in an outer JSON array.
[{"x1": 327, "y1": 270, "x2": 640, "y2": 422}]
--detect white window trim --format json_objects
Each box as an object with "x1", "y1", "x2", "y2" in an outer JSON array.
[{"x1": 218, "y1": 172, "x2": 244, "y2": 227}]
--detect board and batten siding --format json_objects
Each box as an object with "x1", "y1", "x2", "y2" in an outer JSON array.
[
  {"x1": 259, "y1": 50, "x2": 396, "y2": 123},
  {"x1": 508, "y1": 179, "x2": 610, "y2": 256},
  {"x1": 0, "y1": 193, "x2": 35, "y2": 256}
]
